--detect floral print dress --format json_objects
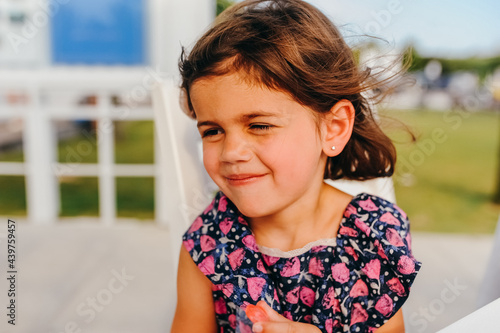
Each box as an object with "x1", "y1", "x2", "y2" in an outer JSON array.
[{"x1": 183, "y1": 192, "x2": 421, "y2": 333}]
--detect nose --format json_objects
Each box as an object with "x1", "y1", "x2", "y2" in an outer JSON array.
[{"x1": 220, "y1": 132, "x2": 252, "y2": 163}]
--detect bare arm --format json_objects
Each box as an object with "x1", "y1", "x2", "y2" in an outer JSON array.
[
  {"x1": 171, "y1": 246, "x2": 218, "y2": 333},
  {"x1": 376, "y1": 309, "x2": 405, "y2": 333}
]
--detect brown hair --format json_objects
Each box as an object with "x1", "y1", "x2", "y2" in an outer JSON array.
[{"x1": 179, "y1": 0, "x2": 396, "y2": 180}]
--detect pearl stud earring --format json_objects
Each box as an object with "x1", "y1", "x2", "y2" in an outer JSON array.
[{"x1": 331, "y1": 146, "x2": 336, "y2": 151}]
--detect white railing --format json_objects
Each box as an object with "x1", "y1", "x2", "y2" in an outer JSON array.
[{"x1": 0, "y1": 67, "x2": 182, "y2": 225}]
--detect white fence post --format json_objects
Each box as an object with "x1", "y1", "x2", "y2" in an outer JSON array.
[
  {"x1": 97, "y1": 92, "x2": 116, "y2": 225},
  {"x1": 24, "y1": 83, "x2": 59, "y2": 224}
]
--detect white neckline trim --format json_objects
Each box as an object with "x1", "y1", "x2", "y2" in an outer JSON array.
[{"x1": 257, "y1": 238, "x2": 337, "y2": 258}]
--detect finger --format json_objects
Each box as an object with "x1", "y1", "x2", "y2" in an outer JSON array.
[
  {"x1": 254, "y1": 321, "x2": 322, "y2": 333},
  {"x1": 255, "y1": 301, "x2": 289, "y2": 323},
  {"x1": 246, "y1": 304, "x2": 269, "y2": 323}
]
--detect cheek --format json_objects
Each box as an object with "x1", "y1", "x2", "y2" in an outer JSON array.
[
  {"x1": 278, "y1": 132, "x2": 323, "y2": 175},
  {"x1": 263, "y1": 136, "x2": 321, "y2": 175},
  {"x1": 202, "y1": 145, "x2": 219, "y2": 175}
]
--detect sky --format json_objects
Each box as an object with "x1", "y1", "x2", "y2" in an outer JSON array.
[{"x1": 305, "y1": 0, "x2": 500, "y2": 59}]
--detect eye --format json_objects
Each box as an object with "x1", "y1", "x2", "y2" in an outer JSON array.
[
  {"x1": 201, "y1": 128, "x2": 223, "y2": 138},
  {"x1": 250, "y1": 123, "x2": 273, "y2": 131}
]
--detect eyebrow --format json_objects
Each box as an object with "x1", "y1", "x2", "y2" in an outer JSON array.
[
  {"x1": 197, "y1": 120, "x2": 218, "y2": 128},
  {"x1": 197, "y1": 111, "x2": 278, "y2": 128},
  {"x1": 242, "y1": 112, "x2": 278, "y2": 121}
]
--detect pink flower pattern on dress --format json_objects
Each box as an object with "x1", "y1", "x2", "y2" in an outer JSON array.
[
  {"x1": 262, "y1": 254, "x2": 280, "y2": 266},
  {"x1": 188, "y1": 216, "x2": 203, "y2": 233},
  {"x1": 242, "y1": 235, "x2": 258, "y2": 251},
  {"x1": 308, "y1": 257, "x2": 325, "y2": 277},
  {"x1": 228, "y1": 314, "x2": 236, "y2": 329},
  {"x1": 281, "y1": 257, "x2": 301, "y2": 277},
  {"x1": 221, "y1": 284, "x2": 234, "y2": 298},
  {"x1": 228, "y1": 248, "x2": 245, "y2": 270},
  {"x1": 198, "y1": 256, "x2": 214, "y2": 275},
  {"x1": 285, "y1": 286, "x2": 300, "y2": 304},
  {"x1": 219, "y1": 218, "x2": 233, "y2": 235},
  {"x1": 386, "y1": 228, "x2": 405, "y2": 247},
  {"x1": 183, "y1": 239, "x2": 194, "y2": 252},
  {"x1": 350, "y1": 279, "x2": 369, "y2": 298},
  {"x1": 375, "y1": 294, "x2": 394, "y2": 317},
  {"x1": 339, "y1": 226, "x2": 358, "y2": 237},
  {"x1": 218, "y1": 195, "x2": 228, "y2": 212},
  {"x1": 247, "y1": 277, "x2": 266, "y2": 301},
  {"x1": 354, "y1": 218, "x2": 371, "y2": 236},
  {"x1": 397, "y1": 255, "x2": 416, "y2": 274},
  {"x1": 200, "y1": 235, "x2": 216, "y2": 252},
  {"x1": 362, "y1": 259, "x2": 381, "y2": 280},
  {"x1": 256, "y1": 260, "x2": 267, "y2": 274},
  {"x1": 322, "y1": 287, "x2": 340, "y2": 312},
  {"x1": 300, "y1": 286, "x2": 316, "y2": 307},
  {"x1": 331, "y1": 263, "x2": 350, "y2": 284},
  {"x1": 380, "y1": 212, "x2": 401, "y2": 226},
  {"x1": 344, "y1": 246, "x2": 359, "y2": 261},
  {"x1": 215, "y1": 297, "x2": 227, "y2": 314},
  {"x1": 358, "y1": 198, "x2": 379, "y2": 211},
  {"x1": 350, "y1": 303, "x2": 369, "y2": 325},
  {"x1": 183, "y1": 192, "x2": 421, "y2": 333},
  {"x1": 387, "y1": 277, "x2": 406, "y2": 297},
  {"x1": 283, "y1": 311, "x2": 293, "y2": 320}
]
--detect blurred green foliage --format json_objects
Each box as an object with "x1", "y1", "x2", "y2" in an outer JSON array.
[
  {"x1": 60, "y1": 177, "x2": 99, "y2": 216},
  {"x1": 217, "y1": 0, "x2": 235, "y2": 15},
  {"x1": 0, "y1": 176, "x2": 26, "y2": 215},
  {"x1": 116, "y1": 177, "x2": 154, "y2": 219},
  {"x1": 403, "y1": 46, "x2": 500, "y2": 80},
  {"x1": 58, "y1": 128, "x2": 98, "y2": 163},
  {"x1": 114, "y1": 121, "x2": 154, "y2": 164}
]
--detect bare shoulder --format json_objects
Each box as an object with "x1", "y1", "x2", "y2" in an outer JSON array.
[
  {"x1": 323, "y1": 183, "x2": 354, "y2": 210},
  {"x1": 171, "y1": 246, "x2": 218, "y2": 333},
  {"x1": 321, "y1": 184, "x2": 354, "y2": 231}
]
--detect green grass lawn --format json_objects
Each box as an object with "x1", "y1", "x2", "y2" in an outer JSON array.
[
  {"x1": 2, "y1": 112, "x2": 499, "y2": 231},
  {"x1": 383, "y1": 109, "x2": 500, "y2": 234}
]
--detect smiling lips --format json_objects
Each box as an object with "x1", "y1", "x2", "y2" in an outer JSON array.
[{"x1": 225, "y1": 174, "x2": 266, "y2": 186}]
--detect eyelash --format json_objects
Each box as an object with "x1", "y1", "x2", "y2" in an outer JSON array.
[
  {"x1": 202, "y1": 128, "x2": 223, "y2": 138},
  {"x1": 250, "y1": 123, "x2": 273, "y2": 131},
  {"x1": 201, "y1": 123, "x2": 274, "y2": 138}
]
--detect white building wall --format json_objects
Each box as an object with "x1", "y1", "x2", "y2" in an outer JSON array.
[
  {"x1": 0, "y1": 0, "x2": 215, "y2": 71},
  {"x1": 0, "y1": 0, "x2": 51, "y2": 67},
  {"x1": 149, "y1": 0, "x2": 215, "y2": 75}
]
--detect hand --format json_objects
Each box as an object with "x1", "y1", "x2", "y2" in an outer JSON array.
[{"x1": 246, "y1": 301, "x2": 321, "y2": 333}]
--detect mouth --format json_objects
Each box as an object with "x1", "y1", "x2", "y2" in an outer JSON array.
[{"x1": 225, "y1": 174, "x2": 266, "y2": 185}]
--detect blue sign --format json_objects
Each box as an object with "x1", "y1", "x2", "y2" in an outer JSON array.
[{"x1": 51, "y1": 0, "x2": 145, "y2": 65}]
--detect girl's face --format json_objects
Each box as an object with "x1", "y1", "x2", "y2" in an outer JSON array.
[{"x1": 190, "y1": 71, "x2": 329, "y2": 220}]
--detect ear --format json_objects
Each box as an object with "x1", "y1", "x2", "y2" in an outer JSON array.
[{"x1": 321, "y1": 99, "x2": 355, "y2": 157}]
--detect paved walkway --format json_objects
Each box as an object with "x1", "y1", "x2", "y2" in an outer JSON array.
[
  {"x1": 0, "y1": 222, "x2": 495, "y2": 333},
  {"x1": 0, "y1": 222, "x2": 176, "y2": 333},
  {"x1": 404, "y1": 232, "x2": 494, "y2": 332}
]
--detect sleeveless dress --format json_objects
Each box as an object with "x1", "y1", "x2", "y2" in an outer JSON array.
[{"x1": 182, "y1": 191, "x2": 421, "y2": 333}]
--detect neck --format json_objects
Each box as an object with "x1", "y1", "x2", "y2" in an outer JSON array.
[{"x1": 248, "y1": 182, "x2": 351, "y2": 252}]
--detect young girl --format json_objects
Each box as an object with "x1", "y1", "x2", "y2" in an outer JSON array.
[{"x1": 172, "y1": 1, "x2": 421, "y2": 332}]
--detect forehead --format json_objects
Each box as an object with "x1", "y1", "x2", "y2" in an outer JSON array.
[
  {"x1": 192, "y1": 75, "x2": 324, "y2": 130},
  {"x1": 190, "y1": 72, "x2": 291, "y2": 113}
]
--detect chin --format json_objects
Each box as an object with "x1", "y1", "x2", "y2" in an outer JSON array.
[{"x1": 230, "y1": 200, "x2": 270, "y2": 219}]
